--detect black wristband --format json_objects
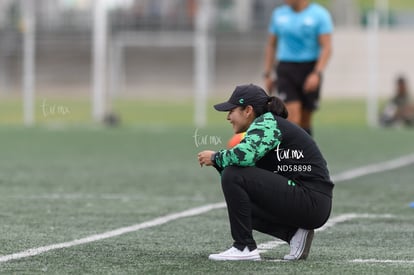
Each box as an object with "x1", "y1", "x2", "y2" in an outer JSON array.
[{"x1": 210, "y1": 152, "x2": 217, "y2": 164}]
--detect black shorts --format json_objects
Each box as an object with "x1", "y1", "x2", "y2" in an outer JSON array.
[{"x1": 275, "y1": 61, "x2": 321, "y2": 111}]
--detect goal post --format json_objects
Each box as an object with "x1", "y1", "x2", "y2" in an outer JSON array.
[
  {"x1": 92, "y1": 0, "x2": 108, "y2": 123},
  {"x1": 366, "y1": 0, "x2": 389, "y2": 127},
  {"x1": 193, "y1": 0, "x2": 214, "y2": 128},
  {"x1": 21, "y1": 0, "x2": 36, "y2": 126},
  {"x1": 366, "y1": 9, "x2": 379, "y2": 128}
]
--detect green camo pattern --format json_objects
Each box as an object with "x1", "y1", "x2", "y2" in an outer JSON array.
[{"x1": 215, "y1": 112, "x2": 281, "y2": 168}]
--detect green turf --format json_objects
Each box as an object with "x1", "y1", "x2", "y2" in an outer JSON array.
[
  {"x1": 354, "y1": 0, "x2": 414, "y2": 10},
  {"x1": 0, "y1": 99, "x2": 413, "y2": 274},
  {"x1": 313, "y1": 0, "x2": 414, "y2": 10},
  {"x1": 0, "y1": 96, "x2": 379, "y2": 127}
]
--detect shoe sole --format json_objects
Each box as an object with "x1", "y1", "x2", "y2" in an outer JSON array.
[
  {"x1": 283, "y1": 229, "x2": 314, "y2": 261},
  {"x1": 298, "y1": 229, "x2": 314, "y2": 260},
  {"x1": 208, "y1": 255, "x2": 261, "y2": 261}
]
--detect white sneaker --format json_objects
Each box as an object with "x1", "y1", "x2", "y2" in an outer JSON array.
[
  {"x1": 208, "y1": 246, "x2": 261, "y2": 261},
  {"x1": 283, "y1": 228, "x2": 314, "y2": 261}
]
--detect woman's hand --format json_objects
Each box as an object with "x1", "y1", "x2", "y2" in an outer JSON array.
[
  {"x1": 197, "y1": 150, "x2": 216, "y2": 167},
  {"x1": 304, "y1": 72, "x2": 320, "y2": 93}
]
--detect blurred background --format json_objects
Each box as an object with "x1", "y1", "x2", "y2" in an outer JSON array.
[{"x1": 0, "y1": 0, "x2": 414, "y2": 126}]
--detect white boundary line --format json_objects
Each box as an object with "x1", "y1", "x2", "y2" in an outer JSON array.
[
  {"x1": 351, "y1": 259, "x2": 414, "y2": 264},
  {"x1": 1, "y1": 153, "x2": 414, "y2": 263},
  {"x1": 0, "y1": 202, "x2": 226, "y2": 263},
  {"x1": 330, "y1": 153, "x2": 414, "y2": 182},
  {"x1": 258, "y1": 213, "x2": 394, "y2": 253},
  {"x1": 267, "y1": 258, "x2": 414, "y2": 264}
]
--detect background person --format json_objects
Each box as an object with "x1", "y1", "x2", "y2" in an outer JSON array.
[
  {"x1": 263, "y1": 0, "x2": 333, "y2": 135},
  {"x1": 197, "y1": 84, "x2": 334, "y2": 261},
  {"x1": 379, "y1": 75, "x2": 414, "y2": 127}
]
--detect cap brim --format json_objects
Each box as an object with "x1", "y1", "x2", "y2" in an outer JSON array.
[{"x1": 213, "y1": 102, "x2": 238, "y2": 111}]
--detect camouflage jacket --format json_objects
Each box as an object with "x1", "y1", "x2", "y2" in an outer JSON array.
[{"x1": 214, "y1": 112, "x2": 333, "y2": 196}]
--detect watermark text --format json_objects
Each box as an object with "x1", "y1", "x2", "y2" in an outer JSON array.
[
  {"x1": 193, "y1": 128, "x2": 222, "y2": 147},
  {"x1": 41, "y1": 99, "x2": 70, "y2": 117}
]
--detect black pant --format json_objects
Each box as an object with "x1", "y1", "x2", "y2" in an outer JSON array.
[{"x1": 220, "y1": 166, "x2": 332, "y2": 251}]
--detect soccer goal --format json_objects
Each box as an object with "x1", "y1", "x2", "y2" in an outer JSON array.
[
  {"x1": 108, "y1": 0, "x2": 215, "y2": 128},
  {"x1": 21, "y1": 0, "x2": 215, "y2": 127}
]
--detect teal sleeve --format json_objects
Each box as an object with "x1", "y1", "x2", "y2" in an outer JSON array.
[{"x1": 214, "y1": 112, "x2": 281, "y2": 168}]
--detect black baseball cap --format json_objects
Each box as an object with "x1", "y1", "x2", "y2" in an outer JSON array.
[{"x1": 214, "y1": 84, "x2": 270, "y2": 111}]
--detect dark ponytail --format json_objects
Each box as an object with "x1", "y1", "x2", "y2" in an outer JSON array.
[
  {"x1": 267, "y1": 96, "x2": 288, "y2": 118},
  {"x1": 250, "y1": 96, "x2": 288, "y2": 119}
]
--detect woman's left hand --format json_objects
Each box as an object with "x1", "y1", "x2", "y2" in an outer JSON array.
[{"x1": 197, "y1": 150, "x2": 215, "y2": 167}]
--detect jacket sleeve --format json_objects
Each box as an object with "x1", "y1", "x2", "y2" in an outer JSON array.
[{"x1": 214, "y1": 113, "x2": 281, "y2": 168}]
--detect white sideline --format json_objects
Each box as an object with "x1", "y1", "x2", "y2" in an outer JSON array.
[
  {"x1": 330, "y1": 153, "x2": 414, "y2": 183},
  {"x1": 1, "y1": 153, "x2": 414, "y2": 263},
  {"x1": 0, "y1": 202, "x2": 226, "y2": 263},
  {"x1": 351, "y1": 259, "x2": 414, "y2": 264},
  {"x1": 258, "y1": 213, "x2": 395, "y2": 253}
]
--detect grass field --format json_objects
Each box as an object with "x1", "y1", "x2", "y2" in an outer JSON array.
[
  {"x1": 314, "y1": 0, "x2": 414, "y2": 10},
  {"x1": 0, "y1": 97, "x2": 369, "y2": 127},
  {"x1": 0, "y1": 99, "x2": 413, "y2": 274}
]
